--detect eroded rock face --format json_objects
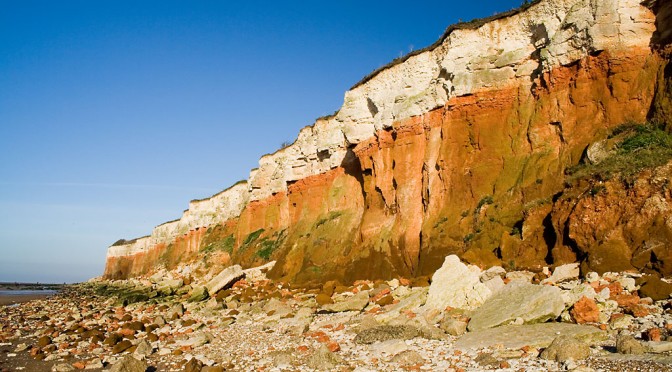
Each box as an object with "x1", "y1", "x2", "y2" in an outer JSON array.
[{"x1": 103, "y1": 0, "x2": 672, "y2": 284}]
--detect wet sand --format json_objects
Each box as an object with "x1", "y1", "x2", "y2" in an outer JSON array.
[{"x1": 0, "y1": 291, "x2": 58, "y2": 306}]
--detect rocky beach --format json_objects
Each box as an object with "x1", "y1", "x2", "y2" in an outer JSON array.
[
  {"x1": 3, "y1": 0, "x2": 672, "y2": 371},
  {"x1": 2, "y1": 258, "x2": 672, "y2": 371}
]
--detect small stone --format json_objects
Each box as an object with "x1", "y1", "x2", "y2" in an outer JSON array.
[
  {"x1": 112, "y1": 340, "x2": 133, "y2": 354},
  {"x1": 104, "y1": 333, "x2": 122, "y2": 347},
  {"x1": 480, "y1": 266, "x2": 506, "y2": 282},
  {"x1": 645, "y1": 328, "x2": 662, "y2": 342},
  {"x1": 375, "y1": 294, "x2": 394, "y2": 306},
  {"x1": 38, "y1": 335, "x2": 52, "y2": 348},
  {"x1": 133, "y1": 339, "x2": 152, "y2": 359},
  {"x1": 315, "y1": 293, "x2": 334, "y2": 306},
  {"x1": 571, "y1": 296, "x2": 600, "y2": 324},
  {"x1": 354, "y1": 325, "x2": 419, "y2": 344},
  {"x1": 184, "y1": 357, "x2": 204, "y2": 372},
  {"x1": 474, "y1": 352, "x2": 500, "y2": 368},
  {"x1": 14, "y1": 343, "x2": 29, "y2": 352},
  {"x1": 51, "y1": 364, "x2": 75, "y2": 372},
  {"x1": 109, "y1": 355, "x2": 148, "y2": 372},
  {"x1": 201, "y1": 367, "x2": 225, "y2": 372},
  {"x1": 540, "y1": 335, "x2": 590, "y2": 362},
  {"x1": 306, "y1": 345, "x2": 343, "y2": 370},
  {"x1": 609, "y1": 314, "x2": 633, "y2": 330},
  {"x1": 321, "y1": 291, "x2": 369, "y2": 313},
  {"x1": 439, "y1": 318, "x2": 468, "y2": 336},
  {"x1": 616, "y1": 335, "x2": 646, "y2": 355},
  {"x1": 188, "y1": 286, "x2": 209, "y2": 302},
  {"x1": 391, "y1": 350, "x2": 425, "y2": 366},
  {"x1": 542, "y1": 263, "x2": 580, "y2": 284},
  {"x1": 84, "y1": 359, "x2": 103, "y2": 369}
]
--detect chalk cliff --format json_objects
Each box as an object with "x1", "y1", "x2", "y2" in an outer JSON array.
[{"x1": 105, "y1": 0, "x2": 672, "y2": 285}]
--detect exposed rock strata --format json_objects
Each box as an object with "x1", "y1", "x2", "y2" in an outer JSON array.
[{"x1": 105, "y1": 0, "x2": 672, "y2": 284}]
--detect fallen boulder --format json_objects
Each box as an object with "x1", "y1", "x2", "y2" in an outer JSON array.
[
  {"x1": 468, "y1": 281, "x2": 564, "y2": 331},
  {"x1": 321, "y1": 291, "x2": 369, "y2": 313},
  {"x1": 425, "y1": 255, "x2": 491, "y2": 311},
  {"x1": 455, "y1": 323, "x2": 606, "y2": 351},
  {"x1": 206, "y1": 265, "x2": 244, "y2": 295},
  {"x1": 540, "y1": 335, "x2": 590, "y2": 362}
]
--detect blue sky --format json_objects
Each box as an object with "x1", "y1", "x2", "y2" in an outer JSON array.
[{"x1": 0, "y1": 0, "x2": 523, "y2": 283}]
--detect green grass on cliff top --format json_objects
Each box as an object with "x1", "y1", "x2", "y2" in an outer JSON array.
[{"x1": 567, "y1": 122, "x2": 672, "y2": 182}]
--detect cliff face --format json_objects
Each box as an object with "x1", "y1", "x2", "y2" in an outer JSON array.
[{"x1": 105, "y1": 0, "x2": 672, "y2": 285}]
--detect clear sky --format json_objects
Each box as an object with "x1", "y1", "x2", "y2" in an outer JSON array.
[{"x1": 0, "y1": 0, "x2": 523, "y2": 283}]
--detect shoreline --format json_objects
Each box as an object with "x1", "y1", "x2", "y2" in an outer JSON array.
[{"x1": 0, "y1": 291, "x2": 59, "y2": 307}]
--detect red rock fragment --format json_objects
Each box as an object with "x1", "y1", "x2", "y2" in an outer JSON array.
[
  {"x1": 614, "y1": 293, "x2": 640, "y2": 308},
  {"x1": 72, "y1": 361, "x2": 86, "y2": 369},
  {"x1": 326, "y1": 341, "x2": 340, "y2": 352},
  {"x1": 646, "y1": 328, "x2": 662, "y2": 342},
  {"x1": 571, "y1": 296, "x2": 600, "y2": 324},
  {"x1": 630, "y1": 304, "x2": 650, "y2": 318}
]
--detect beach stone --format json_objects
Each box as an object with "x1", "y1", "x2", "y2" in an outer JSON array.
[
  {"x1": 562, "y1": 283, "x2": 597, "y2": 306},
  {"x1": 109, "y1": 355, "x2": 147, "y2": 372},
  {"x1": 616, "y1": 335, "x2": 646, "y2": 355},
  {"x1": 370, "y1": 339, "x2": 409, "y2": 356},
  {"x1": 188, "y1": 286, "x2": 209, "y2": 302},
  {"x1": 322, "y1": 291, "x2": 369, "y2": 313},
  {"x1": 480, "y1": 266, "x2": 506, "y2": 282},
  {"x1": 315, "y1": 293, "x2": 333, "y2": 306},
  {"x1": 205, "y1": 265, "x2": 244, "y2": 296},
  {"x1": 201, "y1": 367, "x2": 225, "y2": 372},
  {"x1": 184, "y1": 357, "x2": 203, "y2": 372},
  {"x1": 178, "y1": 332, "x2": 212, "y2": 348},
  {"x1": 425, "y1": 255, "x2": 491, "y2": 311},
  {"x1": 474, "y1": 353, "x2": 500, "y2": 368},
  {"x1": 242, "y1": 261, "x2": 275, "y2": 281},
  {"x1": 38, "y1": 335, "x2": 52, "y2": 347},
  {"x1": 112, "y1": 340, "x2": 133, "y2": 354},
  {"x1": 133, "y1": 339, "x2": 152, "y2": 359},
  {"x1": 647, "y1": 341, "x2": 672, "y2": 353},
  {"x1": 306, "y1": 345, "x2": 343, "y2": 370},
  {"x1": 168, "y1": 303, "x2": 184, "y2": 319},
  {"x1": 468, "y1": 281, "x2": 564, "y2": 331},
  {"x1": 455, "y1": 323, "x2": 606, "y2": 351},
  {"x1": 354, "y1": 325, "x2": 419, "y2": 344},
  {"x1": 85, "y1": 359, "x2": 104, "y2": 369},
  {"x1": 14, "y1": 343, "x2": 29, "y2": 352},
  {"x1": 51, "y1": 364, "x2": 75, "y2": 372},
  {"x1": 439, "y1": 318, "x2": 468, "y2": 336},
  {"x1": 153, "y1": 315, "x2": 166, "y2": 326},
  {"x1": 542, "y1": 263, "x2": 579, "y2": 284},
  {"x1": 540, "y1": 335, "x2": 590, "y2": 362},
  {"x1": 391, "y1": 350, "x2": 425, "y2": 366},
  {"x1": 157, "y1": 279, "x2": 183, "y2": 295},
  {"x1": 571, "y1": 296, "x2": 600, "y2": 324},
  {"x1": 639, "y1": 276, "x2": 672, "y2": 301},
  {"x1": 506, "y1": 271, "x2": 535, "y2": 282},
  {"x1": 609, "y1": 314, "x2": 633, "y2": 329}
]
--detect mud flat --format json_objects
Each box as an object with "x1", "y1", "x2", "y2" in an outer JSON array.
[{"x1": 0, "y1": 290, "x2": 59, "y2": 307}]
